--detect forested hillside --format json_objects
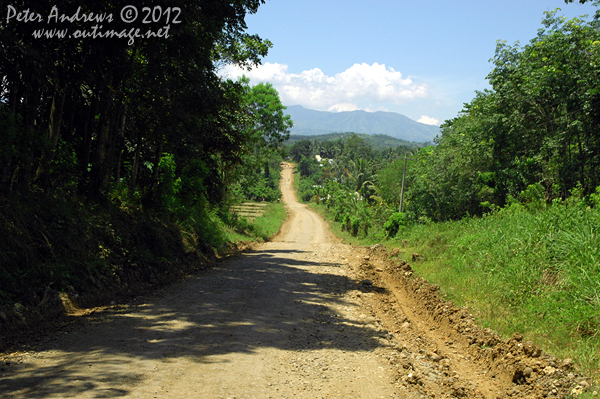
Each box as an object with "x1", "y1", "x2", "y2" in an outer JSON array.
[
  {"x1": 285, "y1": 132, "x2": 427, "y2": 152},
  {"x1": 0, "y1": 1, "x2": 291, "y2": 319}
]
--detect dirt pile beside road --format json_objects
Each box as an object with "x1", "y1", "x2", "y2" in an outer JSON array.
[{"x1": 346, "y1": 243, "x2": 594, "y2": 398}]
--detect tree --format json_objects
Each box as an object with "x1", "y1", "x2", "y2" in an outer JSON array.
[
  {"x1": 289, "y1": 140, "x2": 314, "y2": 163},
  {"x1": 488, "y1": 9, "x2": 600, "y2": 198},
  {"x1": 226, "y1": 78, "x2": 293, "y2": 201},
  {"x1": 404, "y1": 7, "x2": 600, "y2": 220},
  {"x1": 0, "y1": 0, "x2": 273, "y2": 202},
  {"x1": 342, "y1": 134, "x2": 373, "y2": 161},
  {"x1": 242, "y1": 79, "x2": 293, "y2": 150},
  {"x1": 347, "y1": 158, "x2": 377, "y2": 200},
  {"x1": 374, "y1": 158, "x2": 405, "y2": 207}
]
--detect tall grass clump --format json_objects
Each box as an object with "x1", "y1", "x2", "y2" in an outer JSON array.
[{"x1": 251, "y1": 202, "x2": 287, "y2": 239}]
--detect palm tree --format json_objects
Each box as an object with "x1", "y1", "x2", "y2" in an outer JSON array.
[{"x1": 347, "y1": 159, "x2": 377, "y2": 200}]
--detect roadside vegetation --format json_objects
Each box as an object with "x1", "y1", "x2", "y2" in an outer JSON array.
[
  {"x1": 292, "y1": 7, "x2": 600, "y2": 384},
  {"x1": 307, "y1": 189, "x2": 600, "y2": 380}
]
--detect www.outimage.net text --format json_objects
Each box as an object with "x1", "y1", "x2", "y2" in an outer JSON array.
[{"x1": 5, "y1": 5, "x2": 180, "y2": 45}]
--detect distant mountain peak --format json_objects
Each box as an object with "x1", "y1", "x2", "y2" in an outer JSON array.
[{"x1": 284, "y1": 105, "x2": 439, "y2": 143}]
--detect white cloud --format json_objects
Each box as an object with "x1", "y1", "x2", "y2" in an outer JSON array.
[
  {"x1": 417, "y1": 115, "x2": 440, "y2": 126},
  {"x1": 328, "y1": 103, "x2": 360, "y2": 112},
  {"x1": 221, "y1": 62, "x2": 429, "y2": 113}
]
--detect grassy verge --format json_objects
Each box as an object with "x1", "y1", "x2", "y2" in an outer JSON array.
[
  {"x1": 306, "y1": 190, "x2": 600, "y2": 385},
  {"x1": 223, "y1": 201, "x2": 287, "y2": 244},
  {"x1": 396, "y1": 207, "x2": 600, "y2": 379},
  {"x1": 251, "y1": 201, "x2": 287, "y2": 239}
]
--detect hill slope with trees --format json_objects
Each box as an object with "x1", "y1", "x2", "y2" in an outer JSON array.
[{"x1": 285, "y1": 132, "x2": 428, "y2": 152}]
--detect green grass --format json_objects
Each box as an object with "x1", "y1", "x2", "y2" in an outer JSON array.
[
  {"x1": 394, "y1": 203, "x2": 600, "y2": 386},
  {"x1": 249, "y1": 201, "x2": 287, "y2": 240},
  {"x1": 223, "y1": 201, "x2": 287, "y2": 244}
]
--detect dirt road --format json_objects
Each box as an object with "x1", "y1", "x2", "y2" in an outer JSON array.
[{"x1": 0, "y1": 164, "x2": 591, "y2": 398}]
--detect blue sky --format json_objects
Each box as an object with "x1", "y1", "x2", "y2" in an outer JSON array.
[{"x1": 222, "y1": 0, "x2": 598, "y2": 126}]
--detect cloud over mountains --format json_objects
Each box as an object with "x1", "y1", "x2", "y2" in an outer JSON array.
[{"x1": 222, "y1": 62, "x2": 431, "y2": 115}]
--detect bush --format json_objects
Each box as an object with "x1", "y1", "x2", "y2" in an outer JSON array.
[
  {"x1": 297, "y1": 178, "x2": 315, "y2": 203},
  {"x1": 156, "y1": 153, "x2": 180, "y2": 213},
  {"x1": 384, "y1": 212, "x2": 407, "y2": 238}
]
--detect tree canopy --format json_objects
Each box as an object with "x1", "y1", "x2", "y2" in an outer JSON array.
[
  {"x1": 0, "y1": 0, "x2": 273, "y2": 202},
  {"x1": 405, "y1": 8, "x2": 600, "y2": 220}
]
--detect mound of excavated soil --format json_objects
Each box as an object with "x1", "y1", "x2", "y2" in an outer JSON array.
[{"x1": 345, "y1": 243, "x2": 594, "y2": 398}]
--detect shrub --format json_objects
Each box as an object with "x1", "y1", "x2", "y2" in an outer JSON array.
[{"x1": 384, "y1": 212, "x2": 407, "y2": 238}]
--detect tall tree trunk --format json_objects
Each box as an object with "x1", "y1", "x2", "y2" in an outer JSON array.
[
  {"x1": 35, "y1": 83, "x2": 68, "y2": 187},
  {"x1": 115, "y1": 149, "x2": 123, "y2": 182},
  {"x1": 129, "y1": 131, "x2": 142, "y2": 195},
  {"x1": 15, "y1": 86, "x2": 42, "y2": 193},
  {"x1": 88, "y1": 106, "x2": 111, "y2": 199},
  {"x1": 113, "y1": 103, "x2": 127, "y2": 183},
  {"x1": 8, "y1": 80, "x2": 19, "y2": 115},
  {"x1": 78, "y1": 100, "x2": 97, "y2": 194},
  {"x1": 152, "y1": 140, "x2": 163, "y2": 183}
]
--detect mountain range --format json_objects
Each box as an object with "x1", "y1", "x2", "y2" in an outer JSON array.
[{"x1": 284, "y1": 105, "x2": 440, "y2": 143}]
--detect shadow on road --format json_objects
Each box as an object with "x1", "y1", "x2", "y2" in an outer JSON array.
[{"x1": 0, "y1": 247, "x2": 390, "y2": 398}]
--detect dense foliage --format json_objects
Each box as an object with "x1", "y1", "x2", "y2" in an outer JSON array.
[
  {"x1": 0, "y1": 1, "x2": 292, "y2": 307},
  {"x1": 229, "y1": 79, "x2": 292, "y2": 202},
  {"x1": 0, "y1": 0, "x2": 274, "y2": 203},
  {"x1": 290, "y1": 133, "x2": 413, "y2": 237},
  {"x1": 407, "y1": 10, "x2": 600, "y2": 221}
]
